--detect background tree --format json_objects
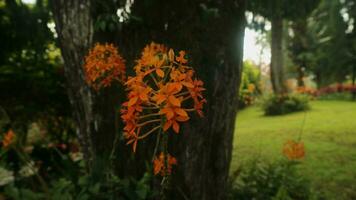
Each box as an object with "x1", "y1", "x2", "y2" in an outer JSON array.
[
  {"x1": 51, "y1": 0, "x2": 246, "y2": 199},
  {"x1": 247, "y1": 0, "x2": 320, "y2": 94},
  {"x1": 343, "y1": 0, "x2": 356, "y2": 99},
  {"x1": 288, "y1": 18, "x2": 310, "y2": 87},
  {"x1": 302, "y1": 0, "x2": 350, "y2": 88}
]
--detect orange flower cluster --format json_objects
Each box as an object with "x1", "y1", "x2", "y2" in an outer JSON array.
[
  {"x1": 84, "y1": 43, "x2": 126, "y2": 90},
  {"x1": 121, "y1": 42, "x2": 206, "y2": 175},
  {"x1": 283, "y1": 140, "x2": 305, "y2": 160},
  {"x1": 2, "y1": 129, "x2": 15, "y2": 148},
  {"x1": 153, "y1": 152, "x2": 177, "y2": 176},
  {"x1": 121, "y1": 42, "x2": 206, "y2": 152}
]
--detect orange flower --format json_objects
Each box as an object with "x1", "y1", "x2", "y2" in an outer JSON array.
[
  {"x1": 2, "y1": 129, "x2": 15, "y2": 148},
  {"x1": 247, "y1": 84, "x2": 255, "y2": 93},
  {"x1": 134, "y1": 42, "x2": 167, "y2": 74},
  {"x1": 84, "y1": 43, "x2": 126, "y2": 90},
  {"x1": 153, "y1": 152, "x2": 177, "y2": 176},
  {"x1": 283, "y1": 140, "x2": 305, "y2": 160},
  {"x1": 160, "y1": 103, "x2": 190, "y2": 133},
  {"x1": 176, "y1": 51, "x2": 187, "y2": 64},
  {"x1": 153, "y1": 83, "x2": 182, "y2": 106}
]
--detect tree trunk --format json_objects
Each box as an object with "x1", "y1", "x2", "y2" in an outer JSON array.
[
  {"x1": 271, "y1": 17, "x2": 288, "y2": 94},
  {"x1": 160, "y1": 2, "x2": 245, "y2": 199},
  {"x1": 51, "y1": 0, "x2": 94, "y2": 165},
  {"x1": 296, "y1": 65, "x2": 305, "y2": 87},
  {"x1": 51, "y1": 1, "x2": 125, "y2": 176}
]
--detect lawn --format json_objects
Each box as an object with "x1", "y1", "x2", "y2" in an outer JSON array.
[{"x1": 231, "y1": 100, "x2": 356, "y2": 200}]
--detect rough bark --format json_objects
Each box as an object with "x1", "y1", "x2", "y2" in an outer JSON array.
[
  {"x1": 173, "y1": 14, "x2": 246, "y2": 197},
  {"x1": 51, "y1": 0, "x2": 94, "y2": 165},
  {"x1": 271, "y1": 17, "x2": 288, "y2": 94},
  {"x1": 51, "y1": 1, "x2": 124, "y2": 175}
]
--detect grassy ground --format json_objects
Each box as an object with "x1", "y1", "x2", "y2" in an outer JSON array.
[{"x1": 231, "y1": 100, "x2": 356, "y2": 200}]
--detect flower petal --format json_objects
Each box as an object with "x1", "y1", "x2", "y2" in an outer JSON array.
[
  {"x1": 163, "y1": 120, "x2": 173, "y2": 131},
  {"x1": 168, "y1": 96, "x2": 181, "y2": 107},
  {"x1": 128, "y1": 97, "x2": 138, "y2": 106},
  {"x1": 174, "y1": 108, "x2": 188, "y2": 117},
  {"x1": 172, "y1": 121, "x2": 180, "y2": 133},
  {"x1": 182, "y1": 81, "x2": 194, "y2": 88},
  {"x1": 156, "y1": 69, "x2": 165, "y2": 78},
  {"x1": 176, "y1": 116, "x2": 189, "y2": 122}
]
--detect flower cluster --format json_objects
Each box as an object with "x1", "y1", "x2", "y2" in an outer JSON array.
[
  {"x1": 121, "y1": 42, "x2": 206, "y2": 175},
  {"x1": 84, "y1": 43, "x2": 126, "y2": 90},
  {"x1": 1, "y1": 129, "x2": 15, "y2": 148},
  {"x1": 153, "y1": 152, "x2": 177, "y2": 176},
  {"x1": 283, "y1": 140, "x2": 305, "y2": 160}
]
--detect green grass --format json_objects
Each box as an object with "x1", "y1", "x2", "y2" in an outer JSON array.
[{"x1": 231, "y1": 100, "x2": 356, "y2": 200}]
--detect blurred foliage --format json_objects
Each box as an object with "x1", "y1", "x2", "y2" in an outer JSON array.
[
  {"x1": 0, "y1": 126, "x2": 156, "y2": 200},
  {"x1": 287, "y1": 0, "x2": 356, "y2": 87},
  {"x1": 228, "y1": 160, "x2": 319, "y2": 200},
  {"x1": 247, "y1": 0, "x2": 320, "y2": 20},
  {"x1": 0, "y1": 0, "x2": 73, "y2": 140},
  {"x1": 2, "y1": 172, "x2": 156, "y2": 200},
  {"x1": 1, "y1": 160, "x2": 155, "y2": 200},
  {"x1": 238, "y1": 61, "x2": 261, "y2": 109},
  {"x1": 0, "y1": 3, "x2": 76, "y2": 198},
  {"x1": 262, "y1": 94, "x2": 310, "y2": 116},
  {"x1": 247, "y1": 0, "x2": 320, "y2": 32}
]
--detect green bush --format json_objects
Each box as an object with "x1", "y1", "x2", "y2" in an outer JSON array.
[
  {"x1": 2, "y1": 172, "x2": 156, "y2": 200},
  {"x1": 228, "y1": 160, "x2": 319, "y2": 200},
  {"x1": 238, "y1": 61, "x2": 261, "y2": 109},
  {"x1": 262, "y1": 94, "x2": 310, "y2": 116}
]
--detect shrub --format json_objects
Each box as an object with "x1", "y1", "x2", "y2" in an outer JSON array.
[
  {"x1": 238, "y1": 61, "x2": 261, "y2": 108},
  {"x1": 2, "y1": 173, "x2": 156, "y2": 200},
  {"x1": 228, "y1": 160, "x2": 317, "y2": 200},
  {"x1": 262, "y1": 94, "x2": 310, "y2": 116}
]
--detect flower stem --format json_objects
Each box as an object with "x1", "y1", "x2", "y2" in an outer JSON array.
[
  {"x1": 137, "y1": 126, "x2": 160, "y2": 140},
  {"x1": 152, "y1": 125, "x2": 163, "y2": 162},
  {"x1": 137, "y1": 119, "x2": 161, "y2": 127}
]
